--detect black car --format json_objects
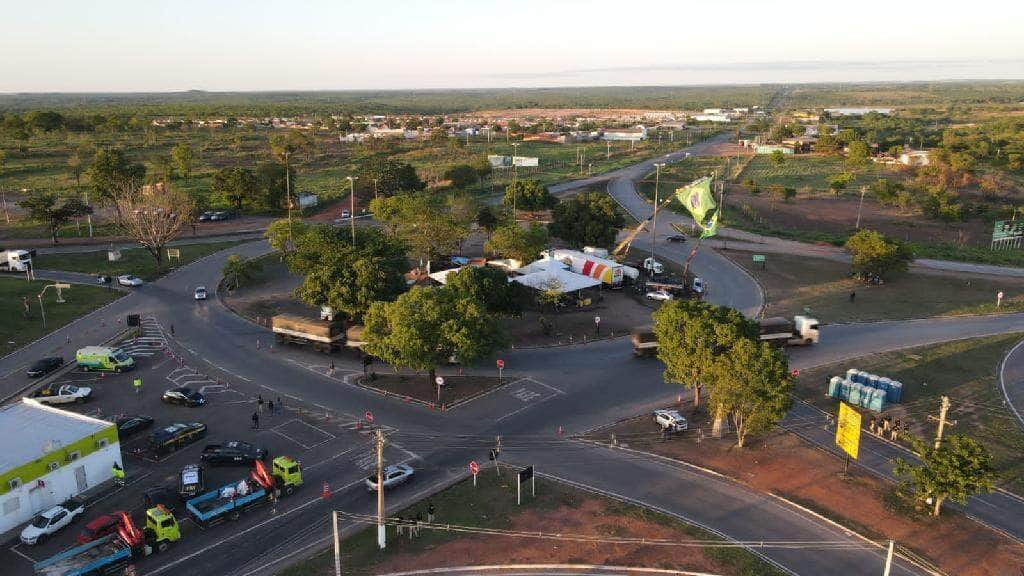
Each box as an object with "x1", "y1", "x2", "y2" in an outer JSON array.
[
  {"x1": 201, "y1": 441, "x2": 267, "y2": 466},
  {"x1": 198, "y1": 211, "x2": 215, "y2": 222},
  {"x1": 116, "y1": 415, "x2": 154, "y2": 438},
  {"x1": 161, "y1": 386, "x2": 205, "y2": 407},
  {"x1": 141, "y1": 485, "x2": 178, "y2": 512},
  {"x1": 666, "y1": 234, "x2": 687, "y2": 243},
  {"x1": 27, "y1": 357, "x2": 63, "y2": 377},
  {"x1": 149, "y1": 422, "x2": 207, "y2": 455}
]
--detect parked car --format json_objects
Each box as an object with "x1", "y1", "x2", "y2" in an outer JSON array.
[
  {"x1": 654, "y1": 409, "x2": 688, "y2": 432},
  {"x1": 20, "y1": 499, "x2": 85, "y2": 545},
  {"x1": 645, "y1": 290, "x2": 674, "y2": 301},
  {"x1": 96, "y1": 274, "x2": 113, "y2": 285},
  {"x1": 117, "y1": 275, "x2": 143, "y2": 287},
  {"x1": 692, "y1": 277, "x2": 705, "y2": 296},
  {"x1": 141, "y1": 485, "x2": 178, "y2": 513},
  {"x1": 365, "y1": 464, "x2": 414, "y2": 491},
  {"x1": 162, "y1": 386, "x2": 205, "y2": 407},
  {"x1": 27, "y1": 356, "x2": 63, "y2": 377},
  {"x1": 194, "y1": 286, "x2": 208, "y2": 300},
  {"x1": 201, "y1": 441, "x2": 267, "y2": 466},
  {"x1": 149, "y1": 422, "x2": 207, "y2": 455},
  {"x1": 30, "y1": 383, "x2": 92, "y2": 405},
  {"x1": 341, "y1": 209, "x2": 351, "y2": 219},
  {"x1": 198, "y1": 211, "x2": 215, "y2": 221},
  {"x1": 116, "y1": 414, "x2": 154, "y2": 437},
  {"x1": 666, "y1": 234, "x2": 687, "y2": 243},
  {"x1": 178, "y1": 463, "x2": 205, "y2": 499},
  {"x1": 76, "y1": 511, "x2": 126, "y2": 544}
]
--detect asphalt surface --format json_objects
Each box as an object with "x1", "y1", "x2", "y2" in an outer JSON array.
[
  {"x1": 3, "y1": 136, "x2": 1023, "y2": 575},
  {"x1": 999, "y1": 337, "x2": 1024, "y2": 430}
]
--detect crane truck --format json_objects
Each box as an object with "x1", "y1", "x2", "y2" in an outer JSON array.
[{"x1": 186, "y1": 456, "x2": 302, "y2": 526}]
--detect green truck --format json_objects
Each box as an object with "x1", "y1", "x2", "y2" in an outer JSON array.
[{"x1": 75, "y1": 346, "x2": 135, "y2": 372}]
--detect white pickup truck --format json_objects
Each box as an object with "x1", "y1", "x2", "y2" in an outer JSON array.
[
  {"x1": 20, "y1": 498, "x2": 85, "y2": 545},
  {"x1": 29, "y1": 384, "x2": 92, "y2": 405}
]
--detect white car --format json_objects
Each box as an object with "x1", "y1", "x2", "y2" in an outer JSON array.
[
  {"x1": 692, "y1": 277, "x2": 705, "y2": 296},
  {"x1": 341, "y1": 209, "x2": 351, "y2": 219},
  {"x1": 21, "y1": 500, "x2": 84, "y2": 545},
  {"x1": 194, "y1": 286, "x2": 208, "y2": 300},
  {"x1": 365, "y1": 464, "x2": 414, "y2": 491},
  {"x1": 117, "y1": 275, "x2": 143, "y2": 287},
  {"x1": 654, "y1": 409, "x2": 688, "y2": 432},
  {"x1": 645, "y1": 290, "x2": 674, "y2": 301}
]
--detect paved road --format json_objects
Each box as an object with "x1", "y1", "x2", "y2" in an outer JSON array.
[{"x1": 999, "y1": 337, "x2": 1024, "y2": 430}]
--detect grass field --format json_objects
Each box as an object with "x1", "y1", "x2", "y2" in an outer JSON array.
[
  {"x1": 735, "y1": 154, "x2": 896, "y2": 194},
  {"x1": 277, "y1": 470, "x2": 784, "y2": 576},
  {"x1": 33, "y1": 240, "x2": 246, "y2": 281},
  {"x1": 794, "y1": 334, "x2": 1024, "y2": 493},
  {"x1": 722, "y1": 250, "x2": 1024, "y2": 323},
  {"x1": 0, "y1": 277, "x2": 123, "y2": 355}
]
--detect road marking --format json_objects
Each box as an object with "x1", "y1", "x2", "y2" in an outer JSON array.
[
  {"x1": 510, "y1": 387, "x2": 542, "y2": 402},
  {"x1": 270, "y1": 418, "x2": 335, "y2": 450},
  {"x1": 525, "y1": 377, "x2": 565, "y2": 395},
  {"x1": 200, "y1": 357, "x2": 251, "y2": 381},
  {"x1": 495, "y1": 404, "x2": 535, "y2": 423},
  {"x1": 998, "y1": 337, "x2": 1024, "y2": 429},
  {"x1": 303, "y1": 446, "x2": 359, "y2": 471}
]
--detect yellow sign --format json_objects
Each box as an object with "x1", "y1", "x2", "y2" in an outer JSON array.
[{"x1": 835, "y1": 402, "x2": 861, "y2": 459}]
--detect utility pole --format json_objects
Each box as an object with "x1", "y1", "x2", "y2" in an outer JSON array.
[
  {"x1": 346, "y1": 176, "x2": 358, "y2": 246},
  {"x1": 652, "y1": 163, "x2": 665, "y2": 268},
  {"x1": 882, "y1": 540, "x2": 894, "y2": 576},
  {"x1": 2, "y1": 184, "x2": 9, "y2": 224},
  {"x1": 373, "y1": 178, "x2": 379, "y2": 202},
  {"x1": 928, "y1": 395, "x2": 956, "y2": 449},
  {"x1": 375, "y1": 428, "x2": 386, "y2": 549},
  {"x1": 333, "y1": 511, "x2": 342, "y2": 576},
  {"x1": 84, "y1": 191, "x2": 93, "y2": 237},
  {"x1": 494, "y1": 435, "x2": 502, "y2": 476},
  {"x1": 606, "y1": 140, "x2": 610, "y2": 159},
  {"x1": 510, "y1": 142, "x2": 520, "y2": 218},
  {"x1": 855, "y1": 185, "x2": 867, "y2": 230}
]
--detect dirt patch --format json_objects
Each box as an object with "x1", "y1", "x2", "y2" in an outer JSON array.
[
  {"x1": 588, "y1": 414, "x2": 1024, "y2": 576},
  {"x1": 221, "y1": 258, "x2": 314, "y2": 321},
  {"x1": 356, "y1": 373, "x2": 505, "y2": 408},
  {"x1": 503, "y1": 289, "x2": 656, "y2": 348}
]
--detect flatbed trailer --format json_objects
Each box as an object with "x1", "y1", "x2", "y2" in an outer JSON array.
[
  {"x1": 34, "y1": 534, "x2": 134, "y2": 576},
  {"x1": 186, "y1": 479, "x2": 269, "y2": 525}
]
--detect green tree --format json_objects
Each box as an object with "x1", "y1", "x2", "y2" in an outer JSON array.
[
  {"x1": 485, "y1": 222, "x2": 549, "y2": 263},
  {"x1": 871, "y1": 178, "x2": 903, "y2": 206},
  {"x1": 67, "y1": 153, "x2": 85, "y2": 189},
  {"x1": 893, "y1": 435, "x2": 997, "y2": 517},
  {"x1": 222, "y1": 254, "x2": 263, "y2": 291},
  {"x1": 212, "y1": 166, "x2": 258, "y2": 211},
  {"x1": 171, "y1": 143, "x2": 194, "y2": 180},
  {"x1": 152, "y1": 155, "x2": 174, "y2": 183},
  {"x1": 18, "y1": 192, "x2": 93, "y2": 245},
  {"x1": 86, "y1": 148, "x2": 146, "y2": 211},
  {"x1": 769, "y1": 149, "x2": 787, "y2": 167},
  {"x1": 549, "y1": 191, "x2": 625, "y2": 249},
  {"x1": 443, "y1": 164, "x2": 479, "y2": 189},
  {"x1": 475, "y1": 206, "x2": 502, "y2": 233},
  {"x1": 255, "y1": 162, "x2": 292, "y2": 211},
  {"x1": 828, "y1": 172, "x2": 854, "y2": 198},
  {"x1": 369, "y1": 191, "x2": 470, "y2": 261},
  {"x1": 471, "y1": 156, "x2": 493, "y2": 181},
  {"x1": 362, "y1": 158, "x2": 425, "y2": 198},
  {"x1": 708, "y1": 338, "x2": 792, "y2": 447},
  {"x1": 363, "y1": 286, "x2": 507, "y2": 385},
  {"x1": 265, "y1": 217, "x2": 309, "y2": 255},
  {"x1": 652, "y1": 300, "x2": 758, "y2": 409},
  {"x1": 503, "y1": 180, "x2": 557, "y2": 211},
  {"x1": 446, "y1": 265, "x2": 524, "y2": 316},
  {"x1": 844, "y1": 228, "x2": 913, "y2": 282},
  {"x1": 25, "y1": 111, "x2": 65, "y2": 132},
  {"x1": 846, "y1": 140, "x2": 871, "y2": 167},
  {"x1": 288, "y1": 225, "x2": 408, "y2": 322}
]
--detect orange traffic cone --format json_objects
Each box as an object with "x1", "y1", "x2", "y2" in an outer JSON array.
[{"x1": 321, "y1": 481, "x2": 330, "y2": 500}]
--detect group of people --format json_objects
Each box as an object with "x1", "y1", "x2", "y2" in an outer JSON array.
[
  {"x1": 393, "y1": 503, "x2": 436, "y2": 539},
  {"x1": 252, "y1": 394, "x2": 283, "y2": 429},
  {"x1": 868, "y1": 415, "x2": 909, "y2": 441}
]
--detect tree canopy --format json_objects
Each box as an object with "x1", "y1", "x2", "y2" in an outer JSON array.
[
  {"x1": 844, "y1": 228, "x2": 913, "y2": 282},
  {"x1": 212, "y1": 166, "x2": 257, "y2": 211},
  {"x1": 894, "y1": 434, "x2": 997, "y2": 516},
  {"x1": 369, "y1": 191, "x2": 471, "y2": 261},
  {"x1": 18, "y1": 192, "x2": 93, "y2": 245},
  {"x1": 708, "y1": 338, "x2": 792, "y2": 447},
  {"x1": 361, "y1": 158, "x2": 426, "y2": 199},
  {"x1": 503, "y1": 180, "x2": 557, "y2": 211},
  {"x1": 549, "y1": 191, "x2": 626, "y2": 249},
  {"x1": 446, "y1": 265, "x2": 524, "y2": 316},
  {"x1": 484, "y1": 222, "x2": 549, "y2": 263},
  {"x1": 86, "y1": 148, "x2": 146, "y2": 205}
]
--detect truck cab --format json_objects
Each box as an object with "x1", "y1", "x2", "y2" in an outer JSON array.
[
  {"x1": 271, "y1": 456, "x2": 303, "y2": 495},
  {"x1": 792, "y1": 315, "x2": 820, "y2": 344},
  {"x1": 1, "y1": 249, "x2": 33, "y2": 272},
  {"x1": 144, "y1": 505, "x2": 180, "y2": 551},
  {"x1": 642, "y1": 257, "x2": 665, "y2": 275},
  {"x1": 76, "y1": 346, "x2": 135, "y2": 372}
]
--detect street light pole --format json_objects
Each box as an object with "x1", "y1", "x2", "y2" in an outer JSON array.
[
  {"x1": 37, "y1": 283, "x2": 71, "y2": 329},
  {"x1": 346, "y1": 176, "x2": 358, "y2": 246},
  {"x1": 855, "y1": 185, "x2": 867, "y2": 230},
  {"x1": 652, "y1": 163, "x2": 665, "y2": 268},
  {"x1": 511, "y1": 142, "x2": 520, "y2": 218}
]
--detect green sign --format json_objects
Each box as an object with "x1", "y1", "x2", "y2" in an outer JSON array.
[
  {"x1": 752, "y1": 255, "x2": 766, "y2": 263},
  {"x1": 993, "y1": 220, "x2": 1024, "y2": 241}
]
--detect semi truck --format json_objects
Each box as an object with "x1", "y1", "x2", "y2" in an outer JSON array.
[
  {"x1": 631, "y1": 315, "x2": 819, "y2": 356},
  {"x1": 271, "y1": 314, "x2": 346, "y2": 353},
  {"x1": 186, "y1": 457, "x2": 302, "y2": 526},
  {"x1": 543, "y1": 249, "x2": 639, "y2": 288},
  {"x1": 33, "y1": 508, "x2": 180, "y2": 576},
  {"x1": 0, "y1": 248, "x2": 34, "y2": 272}
]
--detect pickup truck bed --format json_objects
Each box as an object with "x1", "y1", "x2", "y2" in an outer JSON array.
[{"x1": 186, "y1": 481, "x2": 267, "y2": 523}]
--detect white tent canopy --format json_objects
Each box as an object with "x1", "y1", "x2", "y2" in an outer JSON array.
[
  {"x1": 513, "y1": 267, "x2": 602, "y2": 293},
  {"x1": 517, "y1": 257, "x2": 569, "y2": 275},
  {"x1": 428, "y1": 267, "x2": 463, "y2": 285}
]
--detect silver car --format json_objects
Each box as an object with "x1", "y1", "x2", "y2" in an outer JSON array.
[
  {"x1": 365, "y1": 464, "x2": 414, "y2": 491},
  {"x1": 117, "y1": 275, "x2": 143, "y2": 287}
]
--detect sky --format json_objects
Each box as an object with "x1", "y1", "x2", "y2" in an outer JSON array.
[{"x1": 2, "y1": 0, "x2": 1023, "y2": 92}]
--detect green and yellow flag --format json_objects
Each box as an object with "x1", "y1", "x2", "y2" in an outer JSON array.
[{"x1": 675, "y1": 176, "x2": 719, "y2": 238}]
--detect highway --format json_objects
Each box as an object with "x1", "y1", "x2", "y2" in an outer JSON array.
[{"x1": 3, "y1": 135, "x2": 1023, "y2": 575}]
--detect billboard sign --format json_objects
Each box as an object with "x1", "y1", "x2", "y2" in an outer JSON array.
[
  {"x1": 992, "y1": 220, "x2": 1024, "y2": 251},
  {"x1": 835, "y1": 402, "x2": 861, "y2": 460}
]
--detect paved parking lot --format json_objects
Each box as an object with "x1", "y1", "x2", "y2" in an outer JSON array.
[{"x1": 0, "y1": 317, "x2": 415, "y2": 576}]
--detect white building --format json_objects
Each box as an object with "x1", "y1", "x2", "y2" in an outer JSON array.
[
  {"x1": 692, "y1": 114, "x2": 733, "y2": 123},
  {"x1": 602, "y1": 126, "x2": 648, "y2": 141},
  {"x1": 824, "y1": 108, "x2": 893, "y2": 116},
  {"x1": 0, "y1": 400, "x2": 121, "y2": 535},
  {"x1": 899, "y1": 150, "x2": 931, "y2": 166}
]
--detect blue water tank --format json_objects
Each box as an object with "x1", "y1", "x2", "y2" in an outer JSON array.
[
  {"x1": 840, "y1": 379, "x2": 853, "y2": 402},
  {"x1": 846, "y1": 368, "x2": 860, "y2": 382},
  {"x1": 868, "y1": 389, "x2": 886, "y2": 412},
  {"x1": 860, "y1": 385, "x2": 875, "y2": 408},
  {"x1": 866, "y1": 374, "x2": 879, "y2": 388},
  {"x1": 888, "y1": 380, "x2": 903, "y2": 403},
  {"x1": 876, "y1": 377, "x2": 892, "y2": 395},
  {"x1": 848, "y1": 383, "x2": 863, "y2": 406},
  {"x1": 828, "y1": 376, "x2": 843, "y2": 398}
]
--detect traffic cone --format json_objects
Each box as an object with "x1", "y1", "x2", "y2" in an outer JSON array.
[{"x1": 321, "y1": 481, "x2": 330, "y2": 500}]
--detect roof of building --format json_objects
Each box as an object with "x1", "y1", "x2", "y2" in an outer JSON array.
[
  {"x1": 0, "y1": 399, "x2": 114, "y2": 472},
  {"x1": 513, "y1": 267, "x2": 602, "y2": 293}
]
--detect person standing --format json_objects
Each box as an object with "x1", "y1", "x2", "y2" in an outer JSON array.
[
  {"x1": 133, "y1": 378, "x2": 142, "y2": 395},
  {"x1": 267, "y1": 399, "x2": 274, "y2": 415},
  {"x1": 276, "y1": 396, "x2": 282, "y2": 415},
  {"x1": 257, "y1": 394, "x2": 264, "y2": 414},
  {"x1": 252, "y1": 411, "x2": 260, "y2": 430},
  {"x1": 427, "y1": 502, "x2": 435, "y2": 523}
]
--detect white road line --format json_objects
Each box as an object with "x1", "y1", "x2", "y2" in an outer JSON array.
[
  {"x1": 201, "y1": 357, "x2": 251, "y2": 381},
  {"x1": 998, "y1": 337, "x2": 1024, "y2": 429},
  {"x1": 303, "y1": 446, "x2": 359, "y2": 471},
  {"x1": 8, "y1": 544, "x2": 38, "y2": 563},
  {"x1": 525, "y1": 377, "x2": 565, "y2": 395}
]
